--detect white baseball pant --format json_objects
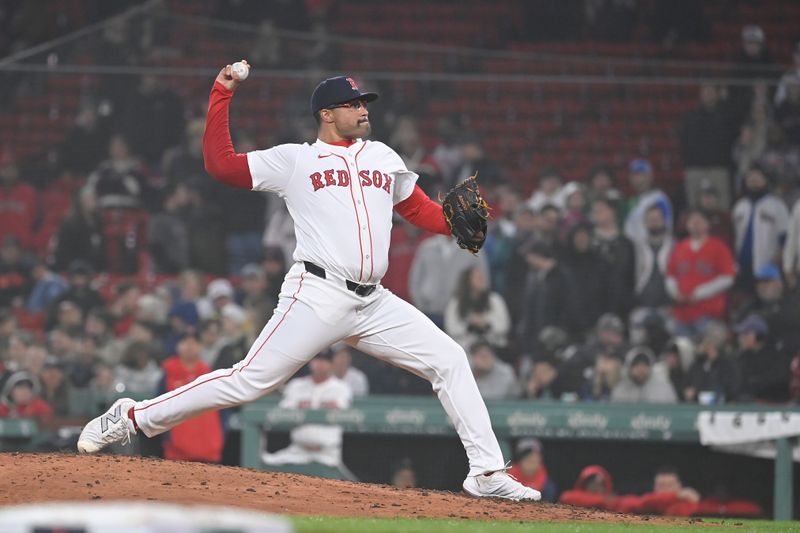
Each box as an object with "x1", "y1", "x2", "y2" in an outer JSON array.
[{"x1": 133, "y1": 262, "x2": 506, "y2": 475}]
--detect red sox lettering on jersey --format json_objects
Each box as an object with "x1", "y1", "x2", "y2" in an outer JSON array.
[{"x1": 247, "y1": 140, "x2": 416, "y2": 284}]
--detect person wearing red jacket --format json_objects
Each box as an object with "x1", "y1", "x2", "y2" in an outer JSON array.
[
  {"x1": 160, "y1": 332, "x2": 223, "y2": 463},
  {"x1": 559, "y1": 465, "x2": 625, "y2": 511},
  {"x1": 0, "y1": 373, "x2": 53, "y2": 421},
  {"x1": 507, "y1": 438, "x2": 557, "y2": 502},
  {"x1": 667, "y1": 209, "x2": 736, "y2": 337}
]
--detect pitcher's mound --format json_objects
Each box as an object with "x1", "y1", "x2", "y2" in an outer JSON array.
[{"x1": 0, "y1": 453, "x2": 679, "y2": 524}]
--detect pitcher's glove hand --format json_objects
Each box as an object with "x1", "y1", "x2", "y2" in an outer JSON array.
[{"x1": 441, "y1": 174, "x2": 490, "y2": 253}]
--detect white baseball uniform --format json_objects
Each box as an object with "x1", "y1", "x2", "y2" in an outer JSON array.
[
  {"x1": 262, "y1": 374, "x2": 351, "y2": 466},
  {"x1": 132, "y1": 127, "x2": 506, "y2": 476}
]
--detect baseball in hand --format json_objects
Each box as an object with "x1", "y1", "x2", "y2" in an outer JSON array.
[{"x1": 232, "y1": 62, "x2": 249, "y2": 81}]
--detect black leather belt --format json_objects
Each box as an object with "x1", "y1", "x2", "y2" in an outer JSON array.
[{"x1": 303, "y1": 261, "x2": 377, "y2": 297}]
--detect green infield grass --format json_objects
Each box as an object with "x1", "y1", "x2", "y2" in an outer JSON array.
[{"x1": 291, "y1": 516, "x2": 800, "y2": 533}]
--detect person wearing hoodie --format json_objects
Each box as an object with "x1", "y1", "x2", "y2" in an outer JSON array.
[
  {"x1": 559, "y1": 465, "x2": 621, "y2": 510},
  {"x1": 653, "y1": 337, "x2": 695, "y2": 402},
  {"x1": 732, "y1": 165, "x2": 789, "y2": 292},
  {"x1": 0, "y1": 372, "x2": 53, "y2": 421},
  {"x1": 611, "y1": 347, "x2": 678, "y2": 403}
]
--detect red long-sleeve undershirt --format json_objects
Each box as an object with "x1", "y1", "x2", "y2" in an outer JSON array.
[
  {"x1": 394, "y1": 185, "x2": 451, "y2": 235},
  {"x1": 203, "y1": 82, "x2": 252, "y2": 189},
  {"x1": 202, "y1": 81, "x2": 450, "y2": 234}
]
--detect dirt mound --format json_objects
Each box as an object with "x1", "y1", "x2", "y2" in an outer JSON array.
[{"x1": 0, "y1": 453, "x2": 685, "y2": 525}]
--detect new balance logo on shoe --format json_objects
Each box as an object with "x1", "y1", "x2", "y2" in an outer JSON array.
[{"x1": 100, "y1": 404, "x2": 123, "y2": 433}]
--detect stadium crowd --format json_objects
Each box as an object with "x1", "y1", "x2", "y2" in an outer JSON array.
[{"x1": 0, "y1": 2, "x2": 799, "y2": 515}]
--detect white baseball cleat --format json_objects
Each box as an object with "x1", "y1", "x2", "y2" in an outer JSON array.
[
  {"x1": 463, "y1": 470, "x2": 542, "y2": 501},
  {"x1": 77, "y1": 398, "x2": 137, "y2": 454}
]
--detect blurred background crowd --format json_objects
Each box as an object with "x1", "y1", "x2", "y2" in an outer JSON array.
[{"x1": 0, "y1": 0, "x2": 799, "y2": 513}]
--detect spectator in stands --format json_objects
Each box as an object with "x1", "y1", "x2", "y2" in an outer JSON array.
[
  {"x1": 583, "y1": 350, "x2": 623, "y2": 401},
  {"x1": 120, "y1": 75, "x2": 185, "y2": 167},
  {"x1": 654, "y1": 338, "x2": 695, "y2": 403},
  {"x1": 631, "y1": 206, "x2": 674, "y2": 340},
  {"x1": 527, "y1": 166, "x2": 565, "y2": 212},
  {"x1": 109, "y1": 282, "x2": 140, "y2": 337},
  {"x1": 738, "y1": 264, "x2": 800, "y2": 354},
  {"x1": 775, "y1": 41, "x2": 800, "y2": 106},
  {"x1": 262, "y1": 350, "x2": 352, "y2": 472},
  {"x1": 263, "y1": 203, "x2": 296, "y2": 273},
  {"x1": 218, "y1": 133, "x2": 268, "y2": 276},
  {"x1": 611, "y1": 347, "x2": 678, "y2": 403},
  {"x1": 623, "y1": 159, "x2": 673, "y2": 245},
  {"x1": 785, "y1": 199, "x2": 800, "y2": 289},
  {"x1": 0, "y1": 309, "x2": 16, "y2": 354},
  {"x1": 390, "y1": 458, "x2": 417, "y2": 489},
  {"x1": 469, "y1": 341, "x2": 518, "y2": 400},
  {"x1": 732, "y1": 165, "x2": 790, "y2": 291},
  {"x1": 585, "y1": 164, "x2": 624, "y2": 209},
  {"x1": 735, "y1": 314, "x2": 791, "y2": 404},
  {"x1": 115, "y1": 341, "x2": 162, "y2": 395},
  {"x1": 148, "y1": 182, "x2": 191, "y2": 275},
  {"x1": 562, "y1": 224, "x2": 606, "y2": 337},
  {"x1": 47, "y1": 263, "x2": 105, "y2": 333},
  {"x1": 774, "y1": 74, "x2": 800, "y2": 146},
  {"x1": 39, "y1": 356, "x2": 72, "y2": 417},
  {"x1": 680, "y1": 83, "x2": 737, "y2": 209},
  {"x1": 677, "y1": 180, "x2": 734, "y2": 246},
  {"x1": 410, "y1": 234, "x2": 488, "y2": 327},
  {"x1": 162, "y1": 119, "x2": 206, "y2": 187},
  {"x1": 390, "y1": 116, "x2": 435, "y2": 176},
  {"x1": 25, "y1": 259, "x2": 67, "y2": 314},
  {"x1": 729, "y1": 24, "x2": 776, "y2": 127},
  {"x1": 85, "y1": 134, "x2": 145, "y2": 209},
  {"x1": 2, "y1": 332, "x2": 34, "y2": 383},
  {"x1": 516, "y1": 241, "x2": 571, "y2": 351},
  {"x1": 197, "y1": 318, "x2": 224, "y2": 367},
  {"x1": 577, "y1": 314, "x2": 629, "y2": 367},
  {"x1": 161, "y1": 331, "x2": 223, "y2": 463},
  {"x1": 0, "y1": 153, "x2": 36, "y2": 251},
  {"x1": 0, "y1": 371, "x2": 52, "y2": 421},
  {"x1": 331, "y1": 343, "x2": 369, "y2": 397},
  {"x1": 559, "y1": 182, "x2": 588, "y2": 241},
  {"x1": 212, "y1": 303, "x2": 250, "y2": 371},
  {"x1": 445, "y1": 266, "x2": 510, "y2": 351},
  {"x1": 508, "y1": 438, "x2": 557, "y2": 503},
  {"x1": 53, "y1": 187, "x2": 106, "y2": 272},
  {"x1": 198, "y1": 278, "x2": 236, "y2": 321},
  {"x1": 59, "y1": 103, "x2": 108, "y2": 176},
  {"x1": 667, "y1": 209, "x2": 735, "y2": 337},
  {"x1": 0, "y1": 236, "x2": 32, "y2": 308},
  {"x1": 732, "y1": 115, "x2": 769, "y2": 189},
  {"x1": 591, "y1": 197, "x2": 635, "y2": 318},
  {"x1": 684, "y1": 322, "x2": 738, "y2": 404},
  {"x1": 501, "y1": 206, "x2": 540, "y2": 320},
  {"x1": 239, "y1": 263, "x2": 275, "y2": 332},
  {"x1": 484, "y1": 184, "x2": 524, "y2": 293},
  {"x1": 453, "y1": 136, "x2": 507, "y2": 187},
  {"x1": 381, "y1": 220, "x2": 427, "y2": 303},
  {"x1": 522, "y1": 354, "x2": 583, "y2": 401}
]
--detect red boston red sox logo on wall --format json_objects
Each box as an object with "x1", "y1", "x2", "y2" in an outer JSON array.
[{"x1": 346, "y1": 77, "x2": 359, "y2": 90}]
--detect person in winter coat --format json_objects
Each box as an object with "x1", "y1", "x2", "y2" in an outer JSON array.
[
  {"x1": 732, "y1": 165, "x2": 789, "y2": 291},
  {"x1": 735, "y1": 314, "x2": 791, "y2": 403},
  {"x1": 684, "y1": 322, "x2": 739, "y2": 404},
  {"x1": 160, "y1": 332, "x2": 223, "y2": 463},
  {"x1": 445, "y1": 266, "x2": 511, "y2": 350},
  {"x1": 561, "y1": 223, "x2": 608, "y2": 338},
  {"x1": 611, "y1": 347, "x2": 678, "y2": 403}
]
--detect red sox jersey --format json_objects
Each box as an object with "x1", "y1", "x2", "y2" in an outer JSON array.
[{"x1": 247, "y1": 140, "x2": 418, "y2": 284}]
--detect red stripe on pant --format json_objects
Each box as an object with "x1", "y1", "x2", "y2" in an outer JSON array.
[{"x1": 134, "y1": 273, "x2": 306, "y2": 414}]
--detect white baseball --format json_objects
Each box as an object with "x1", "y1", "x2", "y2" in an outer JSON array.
[{"x1": 231, "y1": 62, "x2": 249, "y2": 81}]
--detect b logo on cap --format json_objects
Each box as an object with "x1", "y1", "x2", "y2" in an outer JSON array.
[{"x1": 346, "y1": 77, "x2": 359, "y2": 90}]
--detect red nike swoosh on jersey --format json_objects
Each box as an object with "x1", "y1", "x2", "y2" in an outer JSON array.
[{"x1": 318, "y1": 154, "x2": 332, "y2": 159}]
